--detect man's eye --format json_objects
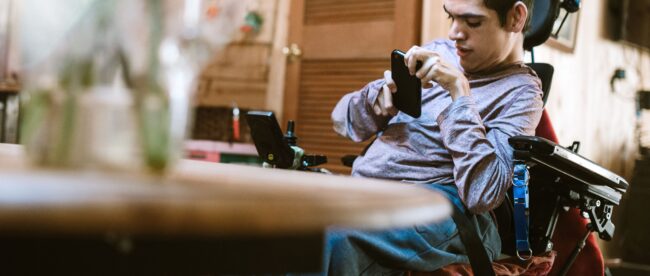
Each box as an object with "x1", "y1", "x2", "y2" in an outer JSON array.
[{"x1": 467, "y1": 20, "x2": 482, "y2": 28}]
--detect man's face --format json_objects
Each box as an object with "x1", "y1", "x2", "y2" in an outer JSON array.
[{"x1": 443, "y1": 0, "x2": 514, "y2": 74}]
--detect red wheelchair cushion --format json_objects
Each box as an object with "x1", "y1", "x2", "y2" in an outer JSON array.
[{"x1": 409, "y1": 251, "x2": 556, "y2": 276}]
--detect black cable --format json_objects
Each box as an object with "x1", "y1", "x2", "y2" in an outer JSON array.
[
  {"x1": 558, "y1": 226, "x2": 593, "y2": 276},
  {"x1": 554, "y1": 10, "x2": 570, "y2": 38},
  {"x1": 531, "y1": 47, "x2": 535, "y2": 64}
]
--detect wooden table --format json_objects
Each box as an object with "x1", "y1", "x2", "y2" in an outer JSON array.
[{"x1": 0, "y1": 144, "x2": 451, "y2": 274}]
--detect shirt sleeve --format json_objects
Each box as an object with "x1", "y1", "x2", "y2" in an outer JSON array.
[
  {"x1": 331, "y1": 79, "x2": 393, "y2": 142},
  {"x1": 436, "y1": 85, "x2": 543, "y2": 214}
]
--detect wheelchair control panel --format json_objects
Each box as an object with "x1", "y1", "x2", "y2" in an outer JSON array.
[
  {"x1": 507, "y1": 135, "x2": 628, "y2": 257},
  {"x1": 246, "y1": 111, "x2": 327, "y2": 171}
]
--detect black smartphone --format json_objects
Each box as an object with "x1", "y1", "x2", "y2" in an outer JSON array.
[
  {"x1": 245, "y1": 111, "x2": 295, "y2": 168},
  {"x1": 391, "y1": 49, "x2": 422, "y2": 118}
]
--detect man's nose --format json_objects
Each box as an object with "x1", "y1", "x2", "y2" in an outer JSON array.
[{"x1": 448, "y1": 22, "x2": 466, "y2": 41}]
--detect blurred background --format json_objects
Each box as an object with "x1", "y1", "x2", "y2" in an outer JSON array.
[{"x1": 1, "y1": 0, "x2": 649, "y2": 274}]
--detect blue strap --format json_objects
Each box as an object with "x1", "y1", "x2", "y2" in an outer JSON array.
[{"x1": 513, "y1": 162, "x2": 532, "y2": 260}]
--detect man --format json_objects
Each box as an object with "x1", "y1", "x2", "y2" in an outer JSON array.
[{"x1": 326, "y1": 0, "x2": 542, "y2": 274}]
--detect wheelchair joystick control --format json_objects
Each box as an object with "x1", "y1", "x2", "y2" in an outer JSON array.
[
  {"x1": 284, "y1": 120, "x2": 297, "y2": 146},
  {"x1": 283, "y1": 119, "x2": 327, "y2": 169}
]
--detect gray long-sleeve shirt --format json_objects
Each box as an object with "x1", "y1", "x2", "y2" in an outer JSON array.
[{"x1": 331, "y1": 40, "x2": 543, "y2": 213}]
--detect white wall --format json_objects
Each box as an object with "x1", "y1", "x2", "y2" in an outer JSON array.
[{"x1": 532, "y1": 0, "x2": 649, "y2": 179}]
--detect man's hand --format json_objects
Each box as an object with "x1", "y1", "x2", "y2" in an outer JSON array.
[
  {"x1": 404, "y1": 46, "x2": 470, "y2": 100},
  {"x1": 372, "y1": 70, "x2": 398, "y2": 117}
]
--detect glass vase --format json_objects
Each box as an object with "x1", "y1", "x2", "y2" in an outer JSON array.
[{"x1": 18, "y1": 0, "x2": 244, "y2": 174}]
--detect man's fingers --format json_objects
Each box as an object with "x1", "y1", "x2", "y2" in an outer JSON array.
[
  {"x1": 372, "y1": 102, "x2": 382, "y2": 116},
  {"x1": 384, "y1": 70, "x2": 397, "y2": 92},
  {"x1": 387, "y1": 106, "x2": 398, "y2": 116},
  {"x1": 410, "y1": 50, "x2": 438, "y2": 77},
  {"x1": 373, "y1": 85, "x2": 389, "y2": 116},
  {"x1": 382, "y1": 85, "x2": 394, "y2": 109},
  {"x1": 372, "y1": 84, "x2": 395, "y2": 117},
  {"x1": 424, "y1": 64, "x2": 438, "y2": 87},
  {"x1": 404, "y1": 46, "x2": 420, "y2": 75},
  {"x1": 373, "y1": 82, "x2": 399, "y2": 117},
  {"x1": 381, "y1": 83, "x2": 398, "y2": 116},
  {"x1": 416, "y1": 56, "x2": 438, "y2": 79},
  {"x1": 407, "y1": 53, "x2": 420, "y2": 76},
  {"x1": 404, "y1": 46, "x2": 419, "y2": 63}
]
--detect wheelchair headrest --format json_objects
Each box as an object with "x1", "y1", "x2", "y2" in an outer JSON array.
[{"x1": 524, "y1": 0, "x2": 561, "y2": 50}]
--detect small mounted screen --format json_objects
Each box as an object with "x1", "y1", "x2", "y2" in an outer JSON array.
[{"x1": 246, "y1": 111, "x2": 295, "y2": 168}]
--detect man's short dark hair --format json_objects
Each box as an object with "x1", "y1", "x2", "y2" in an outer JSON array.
[{"x1": 484, "y1": 0, "x2": 534, "y2": 31}]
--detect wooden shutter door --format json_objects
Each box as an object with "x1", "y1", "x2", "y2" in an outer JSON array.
[{"x1": 283, "y1": 0, "x2": 421, "y2": 174}]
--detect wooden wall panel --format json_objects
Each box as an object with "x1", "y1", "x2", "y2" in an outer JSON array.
[
  {"x1": 302, "y1": 21, "x2": 395, "y2": 59},
  {"x1": 296, "y1": 59, "x2": 387, "y2": 173},
  {"x1": 305, "y1": 0, "x2": 394, "y2": 25}
]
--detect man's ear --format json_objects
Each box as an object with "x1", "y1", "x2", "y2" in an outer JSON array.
[{"x1": 506, "y1": 2, "x2": 528, "y2": 33}]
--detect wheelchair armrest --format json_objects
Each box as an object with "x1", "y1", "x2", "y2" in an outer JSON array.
[{"x1": 509, "y1": 135, "x2": 628, "y2": 193}]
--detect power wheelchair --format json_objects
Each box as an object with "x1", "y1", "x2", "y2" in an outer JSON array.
[{"x1": 246, "y1": 1, "x2": 628, "y2": 275}]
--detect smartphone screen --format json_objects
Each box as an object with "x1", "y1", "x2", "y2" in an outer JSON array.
[{"x1": 391, "y1": 50, "x2": 422, "y2": 118}]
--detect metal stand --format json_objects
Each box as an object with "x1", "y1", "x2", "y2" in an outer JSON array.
[{"x1": 559, "y1": 226, "x2": 593, "y2": 276}]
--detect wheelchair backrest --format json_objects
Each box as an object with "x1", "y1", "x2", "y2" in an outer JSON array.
[{"x1": 524, "y1": 0, "x2": 562, "y2": 51}]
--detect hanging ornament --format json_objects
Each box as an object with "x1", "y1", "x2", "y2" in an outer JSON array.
[
  {"x1": 205, "y1": 1, "x2": 220, "y2": 20},
  {"x1": 240, "y1": 11, "x2": 263, "y2": 34}
]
